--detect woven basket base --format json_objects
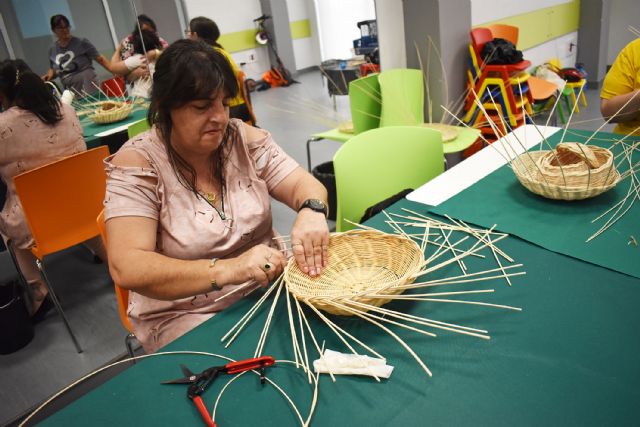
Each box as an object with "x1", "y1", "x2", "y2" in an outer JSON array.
[
  {"x1": 423, "y1": 123, "x2": 460, "y2": 142},
  {"x1": 90, "y1": 102, "x2": 133, "y2": 124},
  {"x1": 284, "y1": 229, "x2": 424, "y2": 316},
  {"x1": 512, "y1": 149, "x2": 620, "y2": 201}
]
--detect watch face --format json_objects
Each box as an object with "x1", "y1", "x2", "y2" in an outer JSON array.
[
  {"x1": 307, "y1": 199, "x2": 326, "y2": 211},
  {"x1": 301, "y1": 199, "x2": 327, "y2": 216}
]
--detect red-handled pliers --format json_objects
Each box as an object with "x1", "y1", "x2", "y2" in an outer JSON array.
[{"x1": 162, "y1": 356, "x2": 276, "y2": 427}]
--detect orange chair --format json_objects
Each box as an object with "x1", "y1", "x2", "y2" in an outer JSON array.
[
  {"x1": 97, "y1": 209, "x2": 137, "y2": 359},
  {"x1": 101, "y1": 76, "x2": 126, "y2": 97},
  {"x1": 470, "y1": 27, "x2": 531, "y2": 84},
  {"x1": 485, "y1": 24, "x2": 520, "y2": 45},
  {"x1": 13, "y1": 146, "x2": 110, "y2": 352}
]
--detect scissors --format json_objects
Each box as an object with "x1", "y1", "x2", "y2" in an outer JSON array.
[{"x1": 162, "y1": 355, "x2": 276, "y2": 427}]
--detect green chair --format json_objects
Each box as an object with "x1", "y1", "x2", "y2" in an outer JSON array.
[
  {"x1": 306, "y1": 73, "x2": 381, "y2": 170},
  {"x1": 333, "y1": 126, "x2": 444, "y2": 232},
  {"x1": 378, "y1": 68, "x2": 424, "y2": 127},
  {"x1": 127, "y1": 118, "x2": 150, "y2": 139}
]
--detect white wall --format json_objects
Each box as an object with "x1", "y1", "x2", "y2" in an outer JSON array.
[
  {"x1": 287, "y1": 0, "x2": 321, "y2": 70},
  {"x1": 182, "y1": 0, "x2": 268, "y2": 80},
  {"x1": 522, "y1": 32, "x2": 577, "y2": 68},
  {"x1": 313, "y1": 0, "x2": 375, "y2": 60},
  {"x1": 374, "y1": 0, "x2": 406, "y2": 70},
  {"x1": 607, "y1": 0, "x2": 638, "y2": 65}
]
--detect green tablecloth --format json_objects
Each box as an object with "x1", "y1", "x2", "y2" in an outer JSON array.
[
  {"x1": 82, "y1": 108, "x2": 148, "y2": 149},
  {"x1": 40, "y1": 199, "x2": 640, "y2": 426},
  {"x1": 431, "y1": 129, "x2": 640, "y2": 278}
]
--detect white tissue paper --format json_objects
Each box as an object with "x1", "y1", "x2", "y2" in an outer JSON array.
[
  {"x1": 313, "y1": 349, "x2": 394, "y2": 379},
  {"x1": 60, "y1": 90, "x2": 74, "y2": 105},
  {"x1": 124, "y1": 54, "x2": 145, "y2": 71}
]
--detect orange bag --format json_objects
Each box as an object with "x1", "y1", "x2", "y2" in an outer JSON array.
[{"x1": 262, "y1": 67, "x2": 288, "y2": 87}]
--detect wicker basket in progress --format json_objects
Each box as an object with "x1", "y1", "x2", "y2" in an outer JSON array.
[
  {"x1": 337, "y1": 120, "x2": 354, "y2": 133},
  {"x1": 284, "y1": 229, "x2": 424, "y2": 315},
  {"x1": 512, "y1": 142, "x2": 620, "y2": 201},
  {"x1": 89, "y1": 101, "x2": 133, "y2": 124},
  {"x1": 422, "y1": 123, "x2": 460, "y2": 142}
]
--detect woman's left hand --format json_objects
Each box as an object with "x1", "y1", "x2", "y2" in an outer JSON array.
[{"x1": 290, "y1": 209, "x2": 330, "y2": 277}]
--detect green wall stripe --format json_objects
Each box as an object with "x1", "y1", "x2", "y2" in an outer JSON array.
[
  {"x1": 219, "y1": 29, "x2": 260, "y2": 53},
  {"x1": 477, "y1": 0, "x2": 580, "y2": 51},
  {"x1": 219, "y1": 19, "x2": 312, "y2": 53},
  {"x1": 290, "y1": 19, "x2": 311, "y2": 40}
]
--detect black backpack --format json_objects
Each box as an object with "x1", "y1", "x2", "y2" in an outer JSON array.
[{"x1": 481, "y1": 38, "x2": 523, "y2": 65}]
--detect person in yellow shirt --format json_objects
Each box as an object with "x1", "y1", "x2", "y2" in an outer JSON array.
[
  {"x1": 600, "y1": 38, "x2": 640, "y2": 136},
  {"x1": 188, "y1": 17, "x2": 255, "y2": 124}
]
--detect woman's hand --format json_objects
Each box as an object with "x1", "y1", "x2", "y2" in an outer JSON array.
[
  {"x1": 42, "y1": 69, "x2": 55, "y2": 81},
  {"x1": 290, "y1": 209, "x2": 330, "y2": 277},
  {"x1": 127, "y1": 66, "x2": 150, "y2": 82},
  {"x1": 217, "y1": 244, "x2": 286, "y2": 287},
  {"x1": 124, "y1": 54, "x2": 147, "y2": 71}
]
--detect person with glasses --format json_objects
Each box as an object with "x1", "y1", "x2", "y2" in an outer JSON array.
[
  {"x1": 43, "y1": 14, "x2": 120, "y2": 95},
  {"x1": 187, "y1": 17, "x2": 254, "y2": 124},
  {"x1": 103, "y1": 40, "x2": 329, "y2": 353}
]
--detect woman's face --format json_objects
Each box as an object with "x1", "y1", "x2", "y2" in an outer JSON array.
[
  {"x1": 169, "y1": 90, "x2": 230, "y2": 157},
  {"x1": 187, "y1": 27, "x2": 197, "y2": 41},
  {"x1": 52, "y1": 22, "x2": 71, "y2": 43}
]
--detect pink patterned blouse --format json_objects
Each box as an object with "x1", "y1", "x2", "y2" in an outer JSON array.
[
  {"x1": 103, "y1": 119, "x2": 298, "y2": 352},
  {"x1": 0, "y1": 103, "x2": 85, "y2": 249}
]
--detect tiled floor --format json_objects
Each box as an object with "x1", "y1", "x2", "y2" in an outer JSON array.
[{"x1": 0, "y1": 69, "x2": 611, "y2": 425}]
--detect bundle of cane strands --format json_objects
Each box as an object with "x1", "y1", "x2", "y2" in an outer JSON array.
[{"x1": 223, "y1": 212, "x2": 525, "y2": 379}]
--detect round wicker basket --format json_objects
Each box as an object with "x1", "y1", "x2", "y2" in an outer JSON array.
[
  {"x1": 89, "y1": 101, "x2": 133, "y2": 124},
  {"x1": 337, "y1": 120, "x2": 354, "y2": 133},
  {"x1": 284, "y1": 229, "x2": 424, "y2": 315},
  {"x1": 422, "y1": 123, "x2": 459, "y2": 142},
  {"x1": 512, "y1": 142, "x2": 620, "y2": 201}
]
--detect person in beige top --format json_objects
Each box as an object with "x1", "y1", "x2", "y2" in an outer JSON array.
[
  {"x1": 104, "y1": 40, "x2": 329, "y2": 353},
  {"x1": 0, "y1": 59, "x2": 105, "y2": 315}
]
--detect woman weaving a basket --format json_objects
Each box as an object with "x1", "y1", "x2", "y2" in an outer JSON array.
[{"x1": 104, "y1": 40, "x2": 329, "y2": 353}]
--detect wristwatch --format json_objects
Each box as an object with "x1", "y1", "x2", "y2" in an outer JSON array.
[{"x1": 298, "y1": 199, "x2": 328, "y2": 217}]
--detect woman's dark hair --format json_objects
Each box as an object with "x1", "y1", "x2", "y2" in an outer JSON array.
[
  {"x1": 148, "y1": 39, "x2": 238, "y2": 198},
  {"x1": 131, "y1": 28, "x2": 162, "y2": 54},
  {"x1": 189, "y1": 16, "x2": 222, "y2": 49},
  {"x1": 50, "y1": 14, "x2": 70, "y2": 31},
  {"x1": 134, "y1": 14, "x2": 157, "y2": 33},
  {"x1": 0, "y1": 59, "x2": 62, "y2": 125}
]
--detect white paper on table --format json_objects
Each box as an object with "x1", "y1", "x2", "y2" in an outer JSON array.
[{"x1": 313, "y1": 349, "x2": 394, "y2": 379}]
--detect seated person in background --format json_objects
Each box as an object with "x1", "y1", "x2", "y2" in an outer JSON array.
[
  {"x1": 43, "y1": 14, "x2": 123, "y2": 95},
  {"x1": 188, "y1": 16, "x2": 254, "y2": 124},
  {"x1": 600, "y1": 38, "x2": 640, "y2": 136},
  {"x1": 111, "y1": 14, "x2": 168, "y2": 87},
  {"x1": 124, "y1": 29, "x2": 163, "y2": 98},
  {"x1": 0, "y1": 59, "x2": 106, "y2": 315},
  {"x1": 104, "y1": 40, "x2": 329, "y2": 353}
]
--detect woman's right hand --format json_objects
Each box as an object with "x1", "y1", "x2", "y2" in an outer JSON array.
[
  {"x1": 124, "y1": 54, "x2": 147, "y2": 71},
  {"x1": 217, "y1": 244, "x2": 287, "y2": 287}
]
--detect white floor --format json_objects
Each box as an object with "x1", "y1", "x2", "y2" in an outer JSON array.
[{"x1": 0, "y1": 69, "x2": 610, "y2": 426}]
